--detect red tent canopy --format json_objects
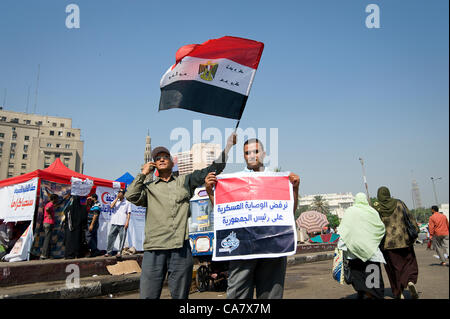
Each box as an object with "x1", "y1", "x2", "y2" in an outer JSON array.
[{"x1": 0, "y1": 158, "x2": 124, "y2": 189}]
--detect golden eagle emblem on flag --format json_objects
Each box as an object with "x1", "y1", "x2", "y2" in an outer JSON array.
[{"x1": 198, "y1": 61, "x2": 218, "y2": 81}]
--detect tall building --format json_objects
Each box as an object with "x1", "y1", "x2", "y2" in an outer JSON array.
[
  {"x1": 173, "y1": 143, "x2": 221, "y2": 176},
  {"x1": 144, "y1": 130, "x2": 152, "y2": 164},
  {"x1": 298, "y1": 192, "x2": 354, "y2": 218},
  {"x1": 0, "y1": 107, "x2": 84, "y2": 179},
  {"x1": 411, "y1": 179, "x2": 423, "y2": 209}
]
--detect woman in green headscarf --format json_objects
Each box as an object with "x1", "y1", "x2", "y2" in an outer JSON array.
[
  {"x1": 337, "y1": 193, "x2": 386, "y2": 299},
  {"x1": 373, "y1": 186, "x2": 420, "y2": 299}
]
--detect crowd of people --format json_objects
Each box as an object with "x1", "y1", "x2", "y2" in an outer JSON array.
[
  {"x1": 40, "y1": 189, "x2": 132, "y2": 260},
  {"x1": 338, "y1": 187, "x2": 449, "y2": 299},
  {"x1": 1, "y1": 132, "x2": 448, "y2": 300},
  {"x1": 125, "y1": 132, "x2": 449, "y2": 300}
]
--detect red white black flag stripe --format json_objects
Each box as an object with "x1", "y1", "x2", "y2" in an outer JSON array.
[{"x1": 159, "y1": 36, "x2": 264, "y2": 120}]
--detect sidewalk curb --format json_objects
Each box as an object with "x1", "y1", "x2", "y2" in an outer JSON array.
[
  {"x1": 0, "y1": 252, "x2": 333, "y2": 299},
  {"x1": 287, "y1": 252, "x2": 334, "y2": 266},
  {"x1": 0, "y1": 274, "x2": 141, "y2": 299}
]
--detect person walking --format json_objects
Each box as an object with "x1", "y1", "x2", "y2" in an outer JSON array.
[
  {"x1": 205, "y1": 138, "x2": 300, "y2": 299},
  {"x1": 40, "y1": 194, "x2": 59, "y2": 260},
  {"x1": 105, "y1": 189, "x2": 131, "y2": 257},
  {"x1": 428, "y1": 205, "x2": 449, "y2": 266},
  {"x1": 373, "y1": 186, "x2": 420, "y2": 299},
  {"x1": 337, "y1": 192, "x2": 386, "y2": 299},
  {"x1": 126, "y1": 133, "x2": 237, "y2": 299}
]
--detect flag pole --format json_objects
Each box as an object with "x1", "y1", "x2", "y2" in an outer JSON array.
[{"x1": 234, "y1": 119, "x2": 240, "y2": 131}]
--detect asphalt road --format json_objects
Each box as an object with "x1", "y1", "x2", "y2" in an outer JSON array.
[{"x1": 102, "y1": 244, "x2": 448, "y2": 299}]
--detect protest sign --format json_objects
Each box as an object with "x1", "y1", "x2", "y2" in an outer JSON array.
[
  {"x1": 0, "y1": 177, "x2": 38, "y2": 222},
  {"x1": 3, "y1": 224, "x2": 33, "y2": 262},
  {"x1": 96, "y1": 186, "x2": 145, "y2": 251},
  {"x1": 212, "y1": 172, "x2": 297, "y2": 261}
]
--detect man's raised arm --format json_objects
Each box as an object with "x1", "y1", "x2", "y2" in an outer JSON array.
[{"x1": 185, "y1": 132, "x2": 237, "y2": 194}]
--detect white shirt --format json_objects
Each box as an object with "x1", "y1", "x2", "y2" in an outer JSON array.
[
  {"x1": 242, "y1": 166, "x2": 275, "y2": 173},
  {"x1": 111, "y1": 199, "x2": 131, "y2": 226}
]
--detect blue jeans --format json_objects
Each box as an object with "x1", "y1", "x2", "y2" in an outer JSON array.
[
  {"x1": 140, "y1": 240, "x2": 193, "y2": 299},
  {"x1": 106, "y1": 224, "x2": 126, "y2": 255}
]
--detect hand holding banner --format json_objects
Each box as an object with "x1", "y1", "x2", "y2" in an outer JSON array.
[{"x1": 212, "y1": 172, "x2": 297, "y2": 261}]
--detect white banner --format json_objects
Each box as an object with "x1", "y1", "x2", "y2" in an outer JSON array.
[
  {"x1": 70, "y1": 177, "x2": 93, "y2": 196},
  {"x1": 212, "y1": 172, "x2": 297, "y2": 261},
  {"x1": 0, "y1": 178, "x2": 38, "y2": 222},
  {"x1": 95, "y1": 187, "x2": 145, "y2": 251},
  {"x1": 3, "y1": 224, "x2": 33, "y2": 262}
]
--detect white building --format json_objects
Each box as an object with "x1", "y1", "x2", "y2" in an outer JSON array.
[
  {"x1": 299, "y1": 192, "x2": 354, "y2": 219},
  {"x1": 439, "y1": 203, "x2": 449, "y2": 221},
  {"x1": 173, "y1": 143, "x2": 221, "y2": 176}
]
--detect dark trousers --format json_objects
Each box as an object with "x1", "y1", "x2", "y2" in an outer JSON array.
[
  {"x1": 348, "y1": 259, "x2": 385, "y2": 299},
  {"x1": 140, "y1": 240, "x2": 193, "y2": 299},
  {"x1": 41, "y1": 223, "x2": 53, "y2": 258},
  {"x1": 85, "y1": 224, "x2": 99, "y2": 256},
  {"x1": 226, "y1": 257, "x2": 287, "y2": 299},
  {"x1": 382, "y1": 246, "x2": 418, "y2": 297}
]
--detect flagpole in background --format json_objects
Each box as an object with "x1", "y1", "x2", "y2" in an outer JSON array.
[{"x1": 359, "y1": 157, "x2": 370, "y2": 203}]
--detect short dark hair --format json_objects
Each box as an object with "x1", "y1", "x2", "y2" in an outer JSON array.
[
  {"x1": 243, "y1": 138, "x2": 265, "y2": 151},
  {"x1": 431, "y1": 205, "x2": 439, "y2": 212},
  {"x1": 49, "y1": 194, "x2": 59, "y2": 201},
  {"x1": 91, "y1": 194, "x2": 98, "y2": 200}
]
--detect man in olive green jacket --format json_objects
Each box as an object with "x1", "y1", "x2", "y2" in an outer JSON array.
[{"x1": 126, "y1": 133, "x2": 236, "y2": 299}]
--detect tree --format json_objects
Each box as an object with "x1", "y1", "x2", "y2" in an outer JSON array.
[
  {"x1": 411, "y1": 207, "x2": 432, "y2": 224},
  {"x1": 326, "y1": 213, "x2": 340, "y2": 229},
  {"x1": 310, "y1": 195, "x2": 330, "y2": 215}
]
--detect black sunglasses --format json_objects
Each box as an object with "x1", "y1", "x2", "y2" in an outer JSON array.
[{"x1": 155, "y1": 155, "x2": 170, "y2": 161}]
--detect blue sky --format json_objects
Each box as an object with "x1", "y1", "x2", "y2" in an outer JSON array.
[{"x1": 0, "y1": 0, "x2": 448, "y2": 208}]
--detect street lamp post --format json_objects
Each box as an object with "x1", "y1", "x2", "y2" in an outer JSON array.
[
  {"x1": 430, "y1": 177, "x2": 442, "y2": 206},
  {"x1": 359, "y1": 158, "x2": 370, "y2": 203}
]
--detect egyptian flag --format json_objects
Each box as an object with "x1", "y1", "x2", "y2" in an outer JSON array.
[{"x1": 159, "y1": 36, "x2": 264, "y2": 120}]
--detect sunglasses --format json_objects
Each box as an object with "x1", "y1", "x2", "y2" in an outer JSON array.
[
  {"x1": 244, "y1": 150, "x2": 260, "y2": 156},
  {"x1": 155, "y1": 155, "x2": 170, "y2": 161}
]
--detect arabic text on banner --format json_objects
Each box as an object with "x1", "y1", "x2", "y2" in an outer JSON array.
[
  {"x1": 0, "y1": 177, "x2": 38, "y2": 223},
  {"x1": 95, "y1": 187, "x2": 146, "y2": 251},
  {"x1": 212, "y1": 172, "x2": 297, "y2": 261}
]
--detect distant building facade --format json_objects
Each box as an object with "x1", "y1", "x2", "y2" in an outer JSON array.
[
  {"x1": 173, "y1": 143, "x2": 221, "y2": 176},
  {"x1": 299, "y1": 192, "x2": 354, "y2": 219},
  {"x1": 0, "y1": 108, "x2": 84, "y2": 179},
  {"x1": 440, "y1": 203, "x2": 449, "y2": 221},
  {"x1": 144, "y1": 132, "x2": 152, "y2": 164}
]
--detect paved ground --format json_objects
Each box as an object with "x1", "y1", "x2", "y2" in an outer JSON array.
[{"x1": 103, "y1": 244, "x2": 448, "y2": 299}]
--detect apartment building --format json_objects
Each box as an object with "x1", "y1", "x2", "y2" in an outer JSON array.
[
  {"x1": 0, "y1": 107, "x2": 84, "y2": 179},
  {"x1": 173, "y1": 143, "x2": 221, "y2": 176}
]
